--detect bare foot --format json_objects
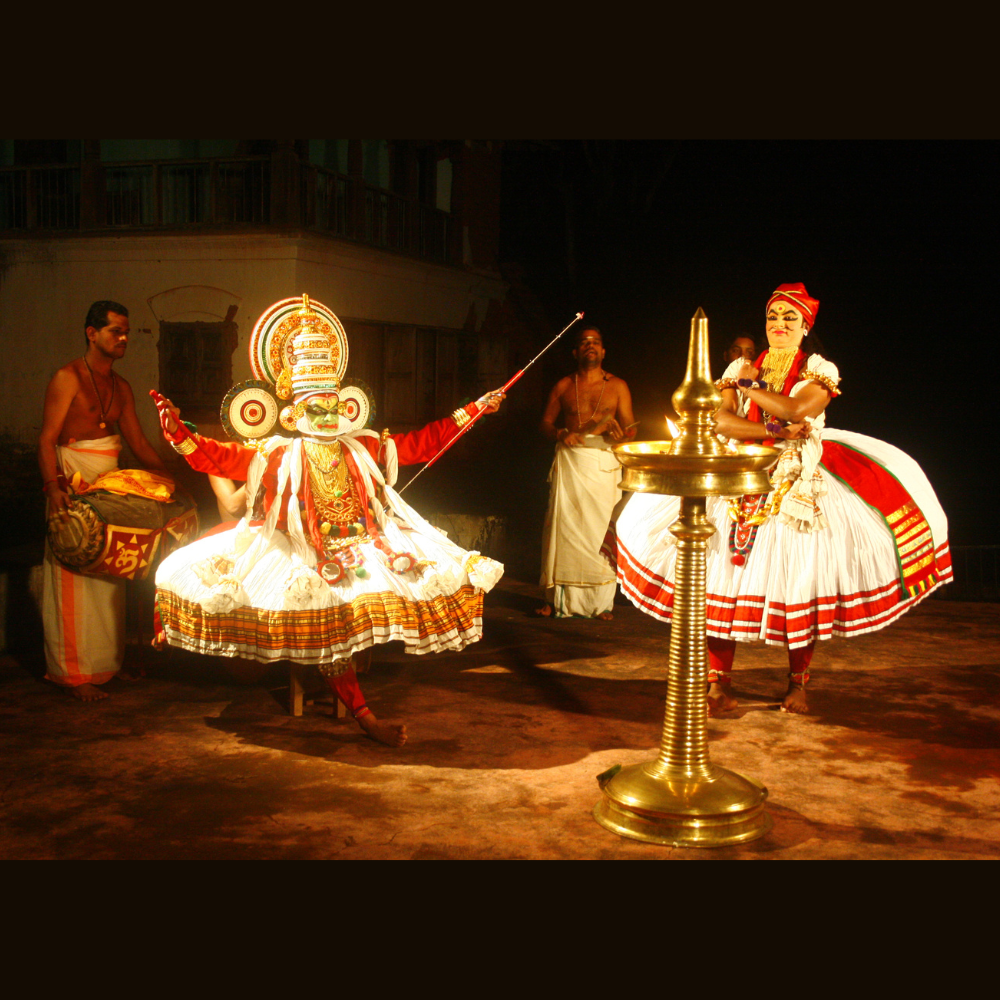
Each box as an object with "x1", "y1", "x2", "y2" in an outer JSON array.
[
  {"x1": 67, "y1": 683, "x2": 108, "y2": 702},
  {"x1": 707, "y1": 682, "x2": 738, "y2": 716},
  {"x1": 781, "y1": 684, "x2": 809, "y2": 714},
  {"x1": 357, "y1": 712, "x2": 407, "y2": 747},
  {"x1": 534, "y1": 605, "x2": 552, "y2": 617},
  {"x1": 596, "y1": 611, "x2": 614, "y2": 621}
]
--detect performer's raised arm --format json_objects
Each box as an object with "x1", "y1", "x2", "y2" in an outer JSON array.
[
  {"x1": 388, "y1": 390, "x2": 505, "y2": 466},
  {"x1": 150, "y1": 390, "x2": 255, "y2": 481}
]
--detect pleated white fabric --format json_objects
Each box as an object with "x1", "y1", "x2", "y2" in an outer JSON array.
[
  {"x1": 155, "y1": 431, "x2": 503, "y2": 663},
  {"x1": 613, "y1": 427, "x2": 952, "y2": 649},
  {"x1": 540, "y1": 443, "x2": 622, "y2": 617}
]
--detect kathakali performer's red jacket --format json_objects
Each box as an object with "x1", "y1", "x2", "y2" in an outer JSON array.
[{"x1": 167, "y1": 404, "x2": 482, "y2": 534}]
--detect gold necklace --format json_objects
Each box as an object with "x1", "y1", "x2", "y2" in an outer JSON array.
[
  {"x1": 304, "y1": 440, "x2": 363, "y2": 525},
  {"x1": 575, "y1": 371, "x2": 607, "y2": 424},
  {"x1": 758, "y1": 347, "x2": 798, "y2": 425},
  {"x1": 83, "y1": 355, "x2": 116, "y2": 429},
  {"x1": 760, "y1": 347, "x2": 797, "y2": 393}
]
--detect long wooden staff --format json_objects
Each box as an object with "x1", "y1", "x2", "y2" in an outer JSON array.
[{"x1": 399, "y1": 311, "x2": 585, "y2": 494}]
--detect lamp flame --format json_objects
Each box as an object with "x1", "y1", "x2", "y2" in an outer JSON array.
[{"x1": 665, "y1": 417, "x2": 679, "y2": 439}]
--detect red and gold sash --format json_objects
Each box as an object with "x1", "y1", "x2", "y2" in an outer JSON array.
[{"x1": 820, "y1": 440, "x2": 940, "y2": 597}]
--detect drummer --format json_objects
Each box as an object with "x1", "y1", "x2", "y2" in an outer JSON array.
[{"x1": 38, "y1": 300, "x2": 168, "y2": 701}]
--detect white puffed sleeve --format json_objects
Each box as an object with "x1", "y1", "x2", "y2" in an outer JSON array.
[{"x1": 792, "y1": 354, "x2": 841, "y2": 397}]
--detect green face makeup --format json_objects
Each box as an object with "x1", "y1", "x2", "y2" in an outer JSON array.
[{"x1": 304, "y1": 398, "x2": 339, "y2": 433}]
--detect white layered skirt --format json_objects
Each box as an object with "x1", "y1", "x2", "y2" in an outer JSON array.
[
  {"x1": 156, "y1": 521, "x2": 503, "y2": 664},
  {"x1": 612, "y1": 428, "x2": 953, "y2": 649}
]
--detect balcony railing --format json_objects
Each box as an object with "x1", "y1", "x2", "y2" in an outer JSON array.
[
  {"x1": 301, "y1": 164, "x2": 452, "y2": 264},
  {"x1": 104, "y1": 157, "x2": 270, "y2": 227},
  {"x1": 0, "y1": 165, "x2": 80, "y2": 229},
  {"x1": 1, "y1": 158, "x2": 454, "y2": 265}
]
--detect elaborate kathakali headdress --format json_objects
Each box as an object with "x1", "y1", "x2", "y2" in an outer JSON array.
[
  {"x1": 220, "y1": 294, "x2": 375, "y2": 440},
  {"x1": 766, "y1": 282, "x2": 820, "y2": 329}
]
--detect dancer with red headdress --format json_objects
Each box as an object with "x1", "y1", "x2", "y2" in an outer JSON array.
[{"x1": 608, "y1": 283, "x2": 952, "y2": 714}]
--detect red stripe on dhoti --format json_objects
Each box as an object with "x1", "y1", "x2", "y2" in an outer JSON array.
[
  {"x1": 60, "y1": 563, "x2": 81, "y2": 681},
  {"x1": 617, "y1": 536, "x2": 952, "y2": 648}
]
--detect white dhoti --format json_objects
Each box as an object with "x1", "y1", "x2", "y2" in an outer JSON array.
[
  {"x1": 540, "y1": 442, "x2": 622, "y2": 617},
  {"x1": 42, "y1": 436, "x2": 125, "y2": 687}
]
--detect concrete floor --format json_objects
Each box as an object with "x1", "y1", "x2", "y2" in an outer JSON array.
[{"x1": 2, "y1": 580, "x2": 998, "y2": 860}]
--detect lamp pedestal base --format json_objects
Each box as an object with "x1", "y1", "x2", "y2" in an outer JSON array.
[{"x1": 594, "y1": 761, "x2": 772, "y2": 848}]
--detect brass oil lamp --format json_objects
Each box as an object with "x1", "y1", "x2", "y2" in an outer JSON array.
[{"x1": 594, "y1": 309, "x2": 778, "y2": 847}]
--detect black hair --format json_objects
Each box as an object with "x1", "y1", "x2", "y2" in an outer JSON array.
[{"x1": 85, "y1": 300, "x2": 128, "y2": 343}]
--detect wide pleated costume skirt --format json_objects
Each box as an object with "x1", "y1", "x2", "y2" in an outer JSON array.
[
  {"x1": 155, "y1": 521, "x2": 503, "y2": 664},
  {"x1": 610, "y1": 428, "x2": 952, "y2": 649}
]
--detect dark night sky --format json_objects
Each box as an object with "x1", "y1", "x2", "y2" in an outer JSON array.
[{"x1": 497, "y1": 140, "x2": 998, "y2": 546}]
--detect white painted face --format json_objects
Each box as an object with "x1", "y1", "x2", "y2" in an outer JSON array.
[
  {"x1": 765, "y1": 301, "x2": 809, "y2": 350},
  {"x1": 296, "y1": 394, "x2": 341, "y2": 437}
]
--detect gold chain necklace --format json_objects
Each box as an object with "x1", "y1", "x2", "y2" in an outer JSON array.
[
  {"x1": 83, "y1": 355, "x2": 116, "y2": 430},
  {"x1": 758, "y1": 348, "x2": 798, "y2": 423},
  {"x1": 575, "y1": 371, "x2": 607, "y2": 425},
  {"x1": 304, "y1": 440, "x2": 363, "y2": 525}
]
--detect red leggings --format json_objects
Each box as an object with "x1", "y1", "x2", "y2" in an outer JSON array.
[
  {"x1": 707, "y1": 637, "x2": 814, "y2": 686},
  {"x1": 324, "y1": 666, "x2": 372, "y2": 720}
]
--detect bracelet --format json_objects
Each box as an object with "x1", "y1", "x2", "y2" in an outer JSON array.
[
  {"x1": 42, "y1": 478, "x2": 59, "y2": 491},
  {"x1": 737, "y1": 378, "x2": 768, "y2": 391},
  {"x1": 171, "y1": 438, "x2": 197, "y2": 456},
  {"x1": 765, "y1": 420, "x2": 785, "y2": 436}
]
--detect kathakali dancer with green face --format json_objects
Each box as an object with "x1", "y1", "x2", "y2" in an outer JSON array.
[
  {"x1": 152, "y1": 295, "x2": 504, "y2": 746},
  {"x1": 607, "y1": 283, "x2": 953, "y2": 715}
]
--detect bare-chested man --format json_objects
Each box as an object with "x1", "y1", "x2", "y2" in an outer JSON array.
[
  {"x1": 39, "y1": 301, "x2": 167, "y2": 700},
  {"x1": 538, "y1": 326, "x2": 636, "y2": 619}
]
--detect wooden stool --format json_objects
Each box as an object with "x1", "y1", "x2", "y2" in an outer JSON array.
[{"x1": 288, "y1": 662, "x2": 348, "y2": 719}]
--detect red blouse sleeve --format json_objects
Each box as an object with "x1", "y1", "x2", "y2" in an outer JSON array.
[
  {"x1": 388, "y1": 404, "x2": 480, "y2": 467},
  {"x1": 180, "y1": 434, "x2": 257, "y2": 481}
]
